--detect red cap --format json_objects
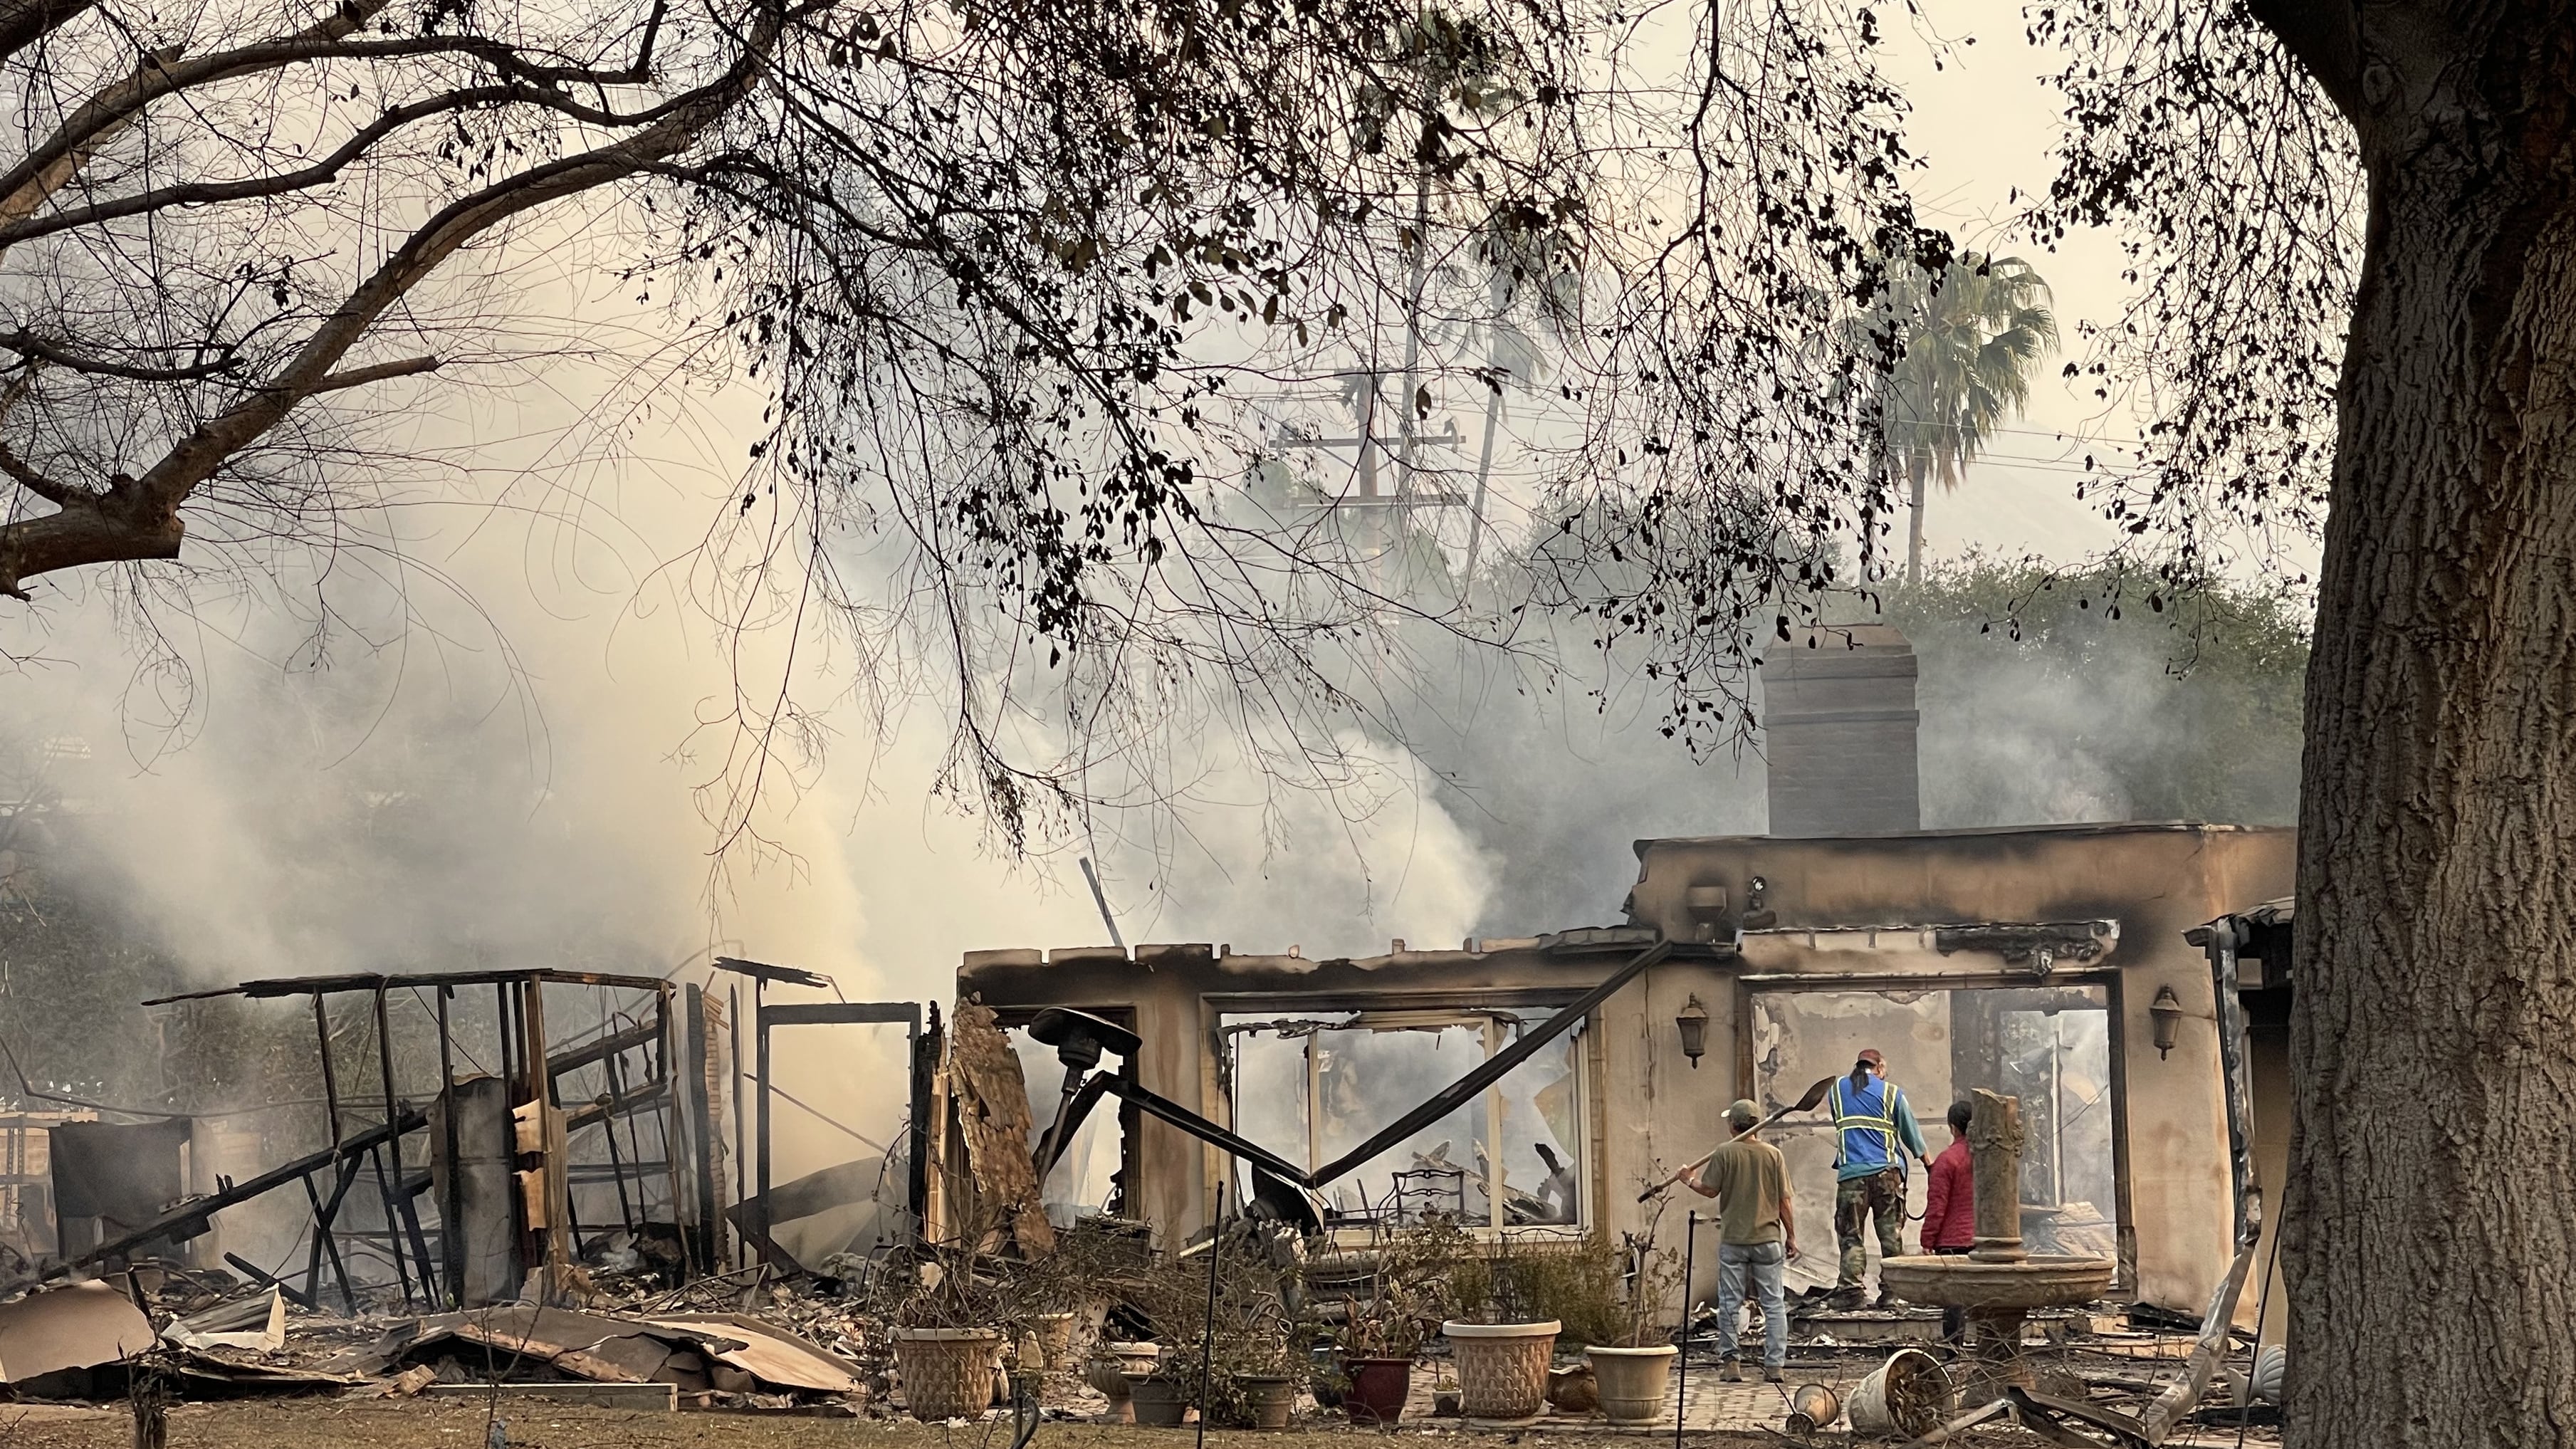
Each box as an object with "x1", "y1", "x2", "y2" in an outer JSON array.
[{"x1": 1855, "y1": 1048, "x2": 1886, "y2": 1069}]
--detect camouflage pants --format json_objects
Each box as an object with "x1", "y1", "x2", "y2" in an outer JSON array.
[{"x1": 1834, "y1": 1168, "x2": 1906, "y2": 1287}]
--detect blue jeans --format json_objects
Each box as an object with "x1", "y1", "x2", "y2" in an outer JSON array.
[{"x1": 1715, "y1": 1240, "x2": 1787, "y2": 1368}]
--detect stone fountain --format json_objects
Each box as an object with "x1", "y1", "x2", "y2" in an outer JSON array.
[{"x1": 1878, "y1": 1089, "x2": 2115, "y2": 1398}]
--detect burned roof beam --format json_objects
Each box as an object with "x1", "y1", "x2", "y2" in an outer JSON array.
[
  {"x1": 1308, "y1": 936, "x2": 1672, "y2": 1185},
  {"x1": 144, "y1": 968, "x2": 674, "y2": 1005},
  {"x1": 711, "y1": 955, "x2": 832, "y2": 990},
  {"x1": 547, "y1": 1018, "x2": 664, "y2": 1079},
  {"x1": 1037, "y1": 937, "x2": 1679, "y2": 1194},
  {"x1": 1099, "y1": 1075, "x2": 1310, "y2": 1185}
]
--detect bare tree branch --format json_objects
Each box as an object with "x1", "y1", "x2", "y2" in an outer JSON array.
[
  {"x1": 0, "y1": 86, "x2": 592, "y2": 251},
  {"x1": 0, "y1": 3, "x2": 383, "y2": 225},
  {"x1": 0, "y1": 441, "x2": 73, "y2": 505},
  {"x1": 308, "y1": 355, "x2": 439, "y2": 392},
  {"x1": 0, "y1": 0, "x2": 684, "y2": 226},
  {"x1": 0, "y1": 328, "x2": 236, "y2": 380},
  {"x1": 0, "y1": 0, "x2": 802, "y2": 595},
  {"x1": 0, "y1": 0, "x2": 96, "y2": 64}
]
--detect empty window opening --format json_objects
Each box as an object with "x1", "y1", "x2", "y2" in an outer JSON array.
[{"x1": 1223, "y1": 1010, "x2": 1586, "y2": 1234}]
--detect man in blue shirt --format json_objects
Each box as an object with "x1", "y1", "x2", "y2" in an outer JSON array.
[{"x1": 1826, "y1": 1048, "x2": 1930, "y2": 1309}]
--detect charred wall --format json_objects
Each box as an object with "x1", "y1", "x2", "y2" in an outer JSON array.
[
  {"x1": 1621, "y1": 822, "x2": 2296, "y2": 1312},
  {"x1": 956, "y1": 822, "x2": 2294, "y2": 1315}
]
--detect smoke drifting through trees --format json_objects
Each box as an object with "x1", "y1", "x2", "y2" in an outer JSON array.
[
  {"x1": 1895, "y1": 560, "x2": 2307, "y2": 829},
  {"x1": 1397, "y1": 560, "x2": 2308, "y2": 939}
]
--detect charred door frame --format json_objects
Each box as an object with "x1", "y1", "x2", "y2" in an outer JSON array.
[
  {"x1": 1732, "y1": 966, "x2": 2136, "y2": 1297},
  {"x1": 751, "y1": 1000, "x2": 928, "y2": 1257}
]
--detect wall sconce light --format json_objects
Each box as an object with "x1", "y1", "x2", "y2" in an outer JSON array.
[
  {"x1": 1740, "y1": 876, "x2": 1776, "y2": 931},
  {"x1": 1676, "y1": 995, "x2": 1710, "y2": 1069},
  {"x1": 2150, "y1": 985, "x2": 2186, "y2": 1060}
]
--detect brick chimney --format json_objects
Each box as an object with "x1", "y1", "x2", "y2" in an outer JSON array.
[{"x1": 1762, "y1": 623, "x2": 1921, "y2": 836}]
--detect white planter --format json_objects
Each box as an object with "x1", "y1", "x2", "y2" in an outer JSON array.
[
  {"x1": 1584, "y1": 1344, "x2": 1678, "y2": 1424},
  {"x1": 1441, "y1": 1320, "x2": 1560, "y2": 1422},
  {"x1": 1848, "y1": 1347, "x2": 1952, "y2": 1438}
]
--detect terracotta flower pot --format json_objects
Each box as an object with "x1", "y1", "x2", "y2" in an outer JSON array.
[
  {"x1": 1584, "y1": 1344, "x2": 1678, "y2": 1424},
  {"x1": 892, "y1": 1328, "x2": 1005, "y2": 1421},
  {"x1": 1339, "y1": 1356, "x2": 1413, "y2": 1426},
  {"x1": 1441, "y1": 1320, "x2": 1561, "y2": 1423},
  {"x1": 1233, "y1": 1374, "x2": 1297, "y2": 1430}
]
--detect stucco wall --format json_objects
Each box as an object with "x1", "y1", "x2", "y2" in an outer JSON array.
[
  {"x1": 953, "y1": 823, "x2": 2295, "y2": 1315},
  {"x1": 1619, "y1": 822, "x2": 2296, "y2": 1312}
]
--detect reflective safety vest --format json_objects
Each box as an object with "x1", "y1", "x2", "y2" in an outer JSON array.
[{"x1": 1831, "y1": 1076, "x2": 1900, "y2": 1173}]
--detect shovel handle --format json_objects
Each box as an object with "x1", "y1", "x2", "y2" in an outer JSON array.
[
  {"x1": 1638, "y1": 1151, "x2": 1717, "y2": 1203},
  {"x1": 1636, "y1": 1077, "x2": 1836, "y2": 1204}
]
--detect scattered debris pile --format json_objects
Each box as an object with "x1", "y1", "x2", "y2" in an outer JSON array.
[
  {"x1": 0, "y1": 1270, "x2": 876, "y2": 1415},
  {"x1": 322, "y1": 1303, "x2": 864, "y2": 1411},
  {"x1": 0, "y1": 1277, "x2": 353, "y2": 1401}
]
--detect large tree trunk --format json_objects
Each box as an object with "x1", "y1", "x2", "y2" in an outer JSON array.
[{"x1": 2279, "y1": 7, "x2": 2576, "y2": 1446}]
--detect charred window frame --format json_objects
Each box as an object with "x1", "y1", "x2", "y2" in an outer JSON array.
[
  {"x1": 1217, "y1": 996, "x2": 1593, "y2": 1242},
  {"x1": 1735, "y1": 968, "x2": 2135, "y2": 1296}
]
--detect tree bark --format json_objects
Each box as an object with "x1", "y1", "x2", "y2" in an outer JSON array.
[{"x1": 2280, "y1": 6, "x2": 2576, "y2": 1446}]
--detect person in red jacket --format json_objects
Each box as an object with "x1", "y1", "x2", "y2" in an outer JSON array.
[{"x1": 1917, "y1": 1100, "x2": 1976, "y2": 1344}]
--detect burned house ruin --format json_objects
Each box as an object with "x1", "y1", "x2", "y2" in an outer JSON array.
[{"x1": 954, "y1": 626, "x2": 2296, "y2": 1320}]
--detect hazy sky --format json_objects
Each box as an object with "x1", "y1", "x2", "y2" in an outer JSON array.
[
  {"x1": 0, "y1": 0, "x2": 2320, "y2": 1062},
  {"x1": 1878, "y1": 0, "x2": 2159, "y2": 564}
]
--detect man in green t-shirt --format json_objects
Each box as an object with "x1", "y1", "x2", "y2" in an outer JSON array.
[{"x1": 1667, "y1": 1099, "x2": 1800, "y2": 1380}]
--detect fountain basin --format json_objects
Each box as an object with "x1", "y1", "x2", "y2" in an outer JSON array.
[{"x1": 1878, "y1": 1254, "x2": 2115, "y2": 1312}]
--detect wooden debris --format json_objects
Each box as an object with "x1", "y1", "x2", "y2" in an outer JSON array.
[{"x1": 946, "y1": 1000, "x2": 1055, "y2": 1256}]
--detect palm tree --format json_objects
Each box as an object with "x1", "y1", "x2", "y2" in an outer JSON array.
[{"x1": 1880, "y1": 253, "x2": 2058, "y2": 585}]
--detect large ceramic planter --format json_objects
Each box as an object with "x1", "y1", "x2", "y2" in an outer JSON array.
[
  {"x1": 1232, "y1": 1374, "x2": 1297, "y2": 1430},
  {"x1": 1442, "y1": 1320, "x2": 1561, "y2": 1423},
  {"x1": 1083, "y1": 1341, "x2": 1160, "y2": 1423},
  {"x1": 1131, "y1": 1376, "x2": 1192, "y2": 1428},
  {"x1": 1585, "y1": 1344, "x2": 1678, "y2": 1425},
  {"x1": 1339, "y1": 1356, "x2": 1413, "y2": 1426},
  {"x1": 893, "y1": 1328, "x2": 1005, "y2": 1421}
]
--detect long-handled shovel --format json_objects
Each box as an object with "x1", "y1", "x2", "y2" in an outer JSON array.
[{"x1": 1637, "y1": 1075, "x2": 1839, "y2": 1203}]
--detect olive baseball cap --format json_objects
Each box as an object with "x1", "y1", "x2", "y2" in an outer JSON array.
[{"x1": 1727, "y1": 1099, "x2": 1759, "y2": 1127}]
